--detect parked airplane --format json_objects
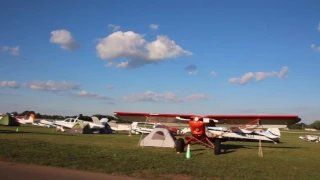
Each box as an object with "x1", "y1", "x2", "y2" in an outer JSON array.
[
  {"x1": 299, "y1": 135, "x2": 319, "y2": 142},
  {"x1": 40, "y1": 116, "x2": 108, "y2": 133},
  {"x1": 16, "y1": 114, "x2": 35, "y2": 124},
  {"x1": 14, "y1": 114, "x2": 48, "y2": 127},
  {"x1": 104, "y1": 119, "x2": 156, "y2": 134},
  {"x1": 180, "y1": 126, "x2": 281, "y2": 143}
]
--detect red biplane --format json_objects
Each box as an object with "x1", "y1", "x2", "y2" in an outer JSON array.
[{"x1": 114, "y1": 112, "x2": 300, "y2": 155}]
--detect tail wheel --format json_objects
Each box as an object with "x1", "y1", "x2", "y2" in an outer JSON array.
[
  {"x1": 214, "y1": 138, "x2": 221, "y2": 155},
  {"x1": 176, "y1": 138, "x2": 185, "y2": 153}
]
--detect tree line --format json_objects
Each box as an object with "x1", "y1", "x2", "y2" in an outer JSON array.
[{"x1": 288, "y1": 121, "x2": 320, "y2": 130}]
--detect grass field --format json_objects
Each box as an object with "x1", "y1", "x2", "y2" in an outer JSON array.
[{"x1": 0, "y1": 125, "x2": 319, "y2": 180}]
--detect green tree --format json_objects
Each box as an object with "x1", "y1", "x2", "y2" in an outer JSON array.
[
  {"x1": 309, "y1": 120, "x2": 320, "y2": 130},
  {"x1": 35, "y1": 113, "x2": 42, "y2": 118},
  {"x1": 289, "y1": 123, "x2": 307, "y2": 129},
  {"x1": 10, "y1": 111, "x2": 18, "y2": 116}
]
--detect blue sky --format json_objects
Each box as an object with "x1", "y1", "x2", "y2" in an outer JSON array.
[{"x1": 0, "y1": 0, "x2": 320, "y2": 123}]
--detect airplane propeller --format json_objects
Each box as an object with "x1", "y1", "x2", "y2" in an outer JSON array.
[
  {"x1": 175, "y1": 116, "x2": 219, "y2": 122},
  {"x1": 175, "y1": 117, "x2": 190, "y2": 121}
]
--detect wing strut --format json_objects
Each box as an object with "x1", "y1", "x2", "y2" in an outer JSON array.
[{"x1": 138, "y1": 116, "x2": 150, "y2": 147}]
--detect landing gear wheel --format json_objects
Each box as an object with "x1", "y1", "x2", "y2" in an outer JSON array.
[
  {"x1": 176, "y1": 138, "x2": 185, "y2": 153},
  {"x1": 214, "y1": 138, "x2": 221, "y2": 155}
]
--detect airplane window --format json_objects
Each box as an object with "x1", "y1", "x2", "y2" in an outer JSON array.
[{"x1": 65, "y1": 119, "x2": 70, "y2": 122}]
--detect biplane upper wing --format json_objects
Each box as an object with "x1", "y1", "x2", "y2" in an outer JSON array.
[
  {"x1": 114, "y1": 112, "x2": 194, "y2": 124},
  {"x1": 205, "y1": 115, "x2": 301, "y2": 128}
]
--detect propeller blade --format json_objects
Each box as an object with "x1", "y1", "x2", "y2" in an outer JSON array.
[
  {"x1": 210, "y1": 119, "x2": 219, "y2": 122},
  {"x1": 176, "y1": 116, "x2": 190, "y2": 121},
  {"x1": 203, "y1": 118, "x2": 219, "y2": 123}
]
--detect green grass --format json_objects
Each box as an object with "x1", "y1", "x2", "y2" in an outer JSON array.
[{"x1": 0, "y1": 125, "x2": 319, "y2": 180}]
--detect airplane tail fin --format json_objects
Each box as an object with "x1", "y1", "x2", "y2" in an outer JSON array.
[
  {"x1": 29, "y1": 113, "x2": 35, "y2": 122},
  {"x1": 91, "y1": 116, "x2": 103, "y2": 126},
  {"x1": 267, "y1": 128, "x2": 281, "y2": 137}
]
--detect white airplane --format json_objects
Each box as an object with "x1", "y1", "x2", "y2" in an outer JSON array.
[
  {"x1": 130, "y1": 122, "x2": 156, "y2": 134},
  {"x1": 299, "y1": 135, "x2": 319, "y2": 142},
  {"x1": 14, "y1": 114, "x2": 48, "y2": 127},
  {"x1": 105, "y1": 120, "x2": 156, "y2": 134},
  {"x1": 16, "y1": 114, "x2": 35, "y2": 124},
  {"x1": 207, "y1": 127, "x2": 281, "y2": 143},
  {"x1": 176, "y1": 125, "x2": 281, "y2": 143},
  {"x1": 40, "y1": 116, "x2": 107, "y2": 133}
]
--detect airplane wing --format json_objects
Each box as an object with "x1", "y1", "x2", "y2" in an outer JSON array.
[
  {"x1": 114, "y1": 112, "x2": 301, "y2": 128},
  {"x1": 205, "y1": 115, "x2": 301, "y2": 128},
  {"x1": 114, "y1": 112, "x2": 194, "y2": 124}
]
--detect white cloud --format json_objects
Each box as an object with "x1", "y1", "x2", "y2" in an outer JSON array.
[
  {"x1": 2, "y1": 46, "x2": 20, "y2": 56},
  {"x1": 188, "y1": 71, "x2": 198, "y2": 75},
  {"x1": 228, "y1": 77, "x2": 239, "y2": 83},
  {"x1": 106, "y1": 85, "x2": 114, "y2": 89},
  {"x1": 228, "y1": 72, "x2": 254, "y2": 85},
  {"x1": 105, "y1": 62, "x2": 113, "y2": 67},
  {"x1": 124, "y1": 91, "x2": 154, "y2": 102},
  {"x1": 116, "y1": 62, "x2": 129, "y2": 68},
  {"x1": 255, "y1": 71, "x2": 277, "y2": 81},
  {"x1": 2, "y1": 46, "x2": 9, "y2": 51},
  {"x1": 72, "y1": 90, "x2": 112, "y2": 100},
  {"x1": 210, "y1": 71, "x2": 216, "y2": 76},
  {"x1": 0, "y1": 81, "x2": 19, "y2": 88},
  {"x1": 311, "y1": 22, "x2": 320, "y2": 51},
  {"x1": 124, "y1": 90, "x2": 210, "y2": 103},
  {"x1": 10, "y1": 46, "x2": 20, "y2": 56},
  {"x1": 146, "y1": 35, "x2": 192, "y2": 60},
  {"x1": 149, "y1": 24, "x2": 159, "y2": 30},
  {"x1": 311, "y1": 44, "x2": 320, "y2": 52},
  {"x1": 50, "y1": 29, "x2": 79, "y2": 50},
  {"x1": 228, "y1": 66, "x2": 288, "y2": 85},
  {"x1": 124, "y1": 90, "x2": 181, "y2": 103},
  {"x1": 278, "y1": 66, "x2": 288, "y2": 79},
  {"x1": 185, "y1": 94, "x2": 210, "y2": 101},
  {"x1": 108, "y1": 24, "x2": 121, "y2": 32},
  {"x1": 23, "y1": 80, "x2": 81, "y2": 91},
  {"x1": 96, "y1": 31, "x2": 192, "y2": 68}
]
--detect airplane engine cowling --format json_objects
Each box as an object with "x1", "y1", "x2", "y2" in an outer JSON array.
[{"x1": 189, "y1": 120, "x2": 206, "y2": 136}]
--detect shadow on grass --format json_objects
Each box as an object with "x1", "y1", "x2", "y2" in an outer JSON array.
[
  {"x1": 0, "y1": 130, "x2": 75, "y2": 136},
  {"x1": 222, "y1": 143, "x2": 303, "y2": 154},
  {"x1": 188, "y1": 145, "x2": 246, "y2": 155},
  {"x1": 243, "y1": 144, "x2": 303, "y2": 149}
]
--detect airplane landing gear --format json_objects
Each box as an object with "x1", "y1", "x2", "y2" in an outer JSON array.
[
  {"x1": 175, "y1": 138, "x2": 185, "y2": 153},
  {"x1": 214, "y1": 138, "x2": 221, "y2": 155}
]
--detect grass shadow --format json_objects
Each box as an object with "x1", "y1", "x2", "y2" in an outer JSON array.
[
  {"x1": 222, "y1": 144, "x2": 246, "y2": 154},
  {"x1": 0, "y1": 130, "x2": 76, "y2": 136},
  {"x1": 243, "y1": 144, "x2": 303, "y2": 149}
]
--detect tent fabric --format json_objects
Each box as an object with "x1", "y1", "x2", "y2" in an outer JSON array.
[
  {"x1": 0, "y1": 114, "x2": 20, "y2": 126},
  {"x1": 69, "y1": 120, "x2": 92, "y2": 134},
  {"x1": 140, "y1": 128, "x2": 177, "y2": 148}
]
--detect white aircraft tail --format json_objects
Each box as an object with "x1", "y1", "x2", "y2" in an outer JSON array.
[
  {"x1": 91, "y1": 116, "x2": 103, "y2": 126},
  {"x1": 18, "y1": 114, "x2": 35, "y2": 124},
  {"x1": 267, "y1": 128, "x2": 281, "y2": 137}
]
